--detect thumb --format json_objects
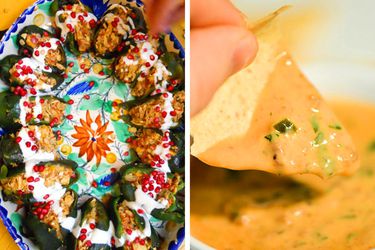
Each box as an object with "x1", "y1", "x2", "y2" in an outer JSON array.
[{"x1": 191, "y1": 25, "x2": 257, "y2": 115}]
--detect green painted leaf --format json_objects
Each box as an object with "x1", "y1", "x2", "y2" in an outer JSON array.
[
  {"x1": 112, "y1": 121, "x2": 131, "y2": 143},
  {"x1": 38, "y1": 2, "x2": 53, "y2": 15},
  {"x1": 91, "y1": 163, "x2": 111, "y2": 176},
  {"x1": 10, "y1": 213, "x2": 22, "y2": 232},
  {"x1": 11, "y1": 34, "x2": 18, "y2": 49},
  {"x1": 57, "y1": 120, "x2": 73, "y2": 134},
  {"x1": 79, "y1": 95, "x2": 104, "y2": 110},
  {"x1": 98, "y1": 81, "x2": 113, "y2": 94},
  {"x1": 113, "y1": 83, "x2": 128, "y2": 99},
  {"x1": 104, "y1": 101, "x2": 113, "y2": 113},
  {"x1": 67, "y1": 153, "x2": 86, "y2": 167}
]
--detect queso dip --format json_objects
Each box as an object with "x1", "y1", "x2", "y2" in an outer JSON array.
[{"x1": 191, "y1": 100, "x2": 375, "y2": 249}]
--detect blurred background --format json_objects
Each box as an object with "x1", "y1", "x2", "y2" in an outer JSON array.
[{"x1": 234, "y1": 0, "x2": 375, "y2": 102}]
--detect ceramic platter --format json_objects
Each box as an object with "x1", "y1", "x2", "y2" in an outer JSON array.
[{"x1": 0, "y1": 0, "x2": 185, "y2": 249}]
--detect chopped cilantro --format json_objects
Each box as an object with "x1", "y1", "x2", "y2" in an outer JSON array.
[
  {"x1": 329, "y1": 123, "x2": 342, "y2": 130},
  {"x1": 273, "y1": 119, "x2": 297, "y2": 134},
  {"x1": 265, "y1": 134, "x2": 273, "y2": 142}
]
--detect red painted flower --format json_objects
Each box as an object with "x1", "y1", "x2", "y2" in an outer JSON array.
[{"x1": 72, "y1": 111, "x2": 114, "y2": 165}]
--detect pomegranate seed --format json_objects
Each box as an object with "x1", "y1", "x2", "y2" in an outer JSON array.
[
  {"x1": 170, "y1": 110, "x2": 177, "y2": 116},
  {"x1": 34, "y1": 177, "x2": 40, "y2": 182},
  {"x1": 80, "y1": 64, "x2": 85, "y2": 69},
  {"x1": 81, "y1": 228, "x2": 87, "y2": 234},
  {"x1": 89, "y1": 223, "x2": 95, "y2": 229},
  {"x1": 104, "y1": 181, "x2": 110, "y2": 186},
  {"x1": 161, "y1": 111, "x2": 167, "y2": 118},
  {"x1": 34, "y1": 50, "x2": 39, "y2": 56},
  {"x1": 92, "y1": 181, "x2": 98, "y2": 188},
  {"x1": 30, "y1": 88, "x2": 37, "y2": 95},
  {"x1": 68, "y1": 62, "x2": 74, "y2": 67},
  {"x1": 63, "y1": 73, "x2": 68, "y2": 78},
  {"x1": 84, "y1": 68, "x2": 89, "y2": 73},
  {"x1": 37, "y1": 114, "x2": 43, "y2": 119},
  {"x1": 137, "y1": 209, "x2": 144, "y2": 214},
  {"x1": 43, "y1": 194, "x2": 49, "y2": 199},
  {"x1": 150, "y1": 55, "x2": 155, "y2": 60},
  {"x1": 78, "y1": 15, "x2": 84, "y2": 21},
  {"x1": 38, "y1": 165, "x2": 45, "y2": 172},
  {"x1": 79, "y1": 234, "x2": 86, "y2": 241},
  {"x1": 28, "y1": 131, "x2": 35, "y2": 137},
  {"x1": 27, "y1": 176, "x2": 34, "y2": 182},
  {"x1": 15, "y1": 137, "x2": 22, "y2": 143},
  {"x1": 45, "y1": 42, "x2": 51, "y2": 48},
  {"x1": 145, "y1": 62, "x2": 151, "y2": 67},
  {"x1": 99, "y1": 71, "x2": 105, "y2": 76},
  {"x1": 140, "y1": 239, "x2": 145, "y2": 245},
  {"x1": 89, "y1": 81, "x2": 95, "y2": 87},
  {"x1": 48, "y1": 200, "x2": 54, "y2": 205},
  {"x1": 28, "y1": 185, "x2": 34, "y2": 191},
  {"x1": 89, "y1": 19, "x2": 96, "y2": 28},
  {"x1": 68, "y1": 99, "x2": 74, "y2": 105},
  {"x1": 25, "y1": 142, "x2": 31, "y2": 147},
  {"x1": 126, "y1": 229, "x2": 132, "y2": 235},
  {"x1": 39, "y1": 98, "x2": 45, "y2": 104},
  {"x1": 66, "y1": 114, "x2": 73, "y2": 120},
  {"x1": 85, "y1": 241, "x2": 92, "y2": 247},
  {"x1": 70, "y1": 12, "x2": 76, "y2": 18},
  {"x1": 84, "y1": 95, "x2": 90, "y2": 100},
  {"x1": 31, "y1": 145, "x2": 38, "y2": 151},
  {"x1": 167, "y1": 85, "x2": 174, "y2": 91}
]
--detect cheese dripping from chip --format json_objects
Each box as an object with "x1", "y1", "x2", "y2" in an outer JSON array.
[{"x1": 191, "y1": 8, "x2": 359, "y2": 178}]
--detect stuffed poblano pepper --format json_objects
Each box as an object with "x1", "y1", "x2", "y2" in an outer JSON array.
[
  {"x1": 94, "y1": 3, "x2": 147, "y2": 58},
  {"x1": 68, "y1": 197, "x2": 112, "y2": 249},
  {"x1": 17, "y1": 25, "x2": 67, "y2": 73},
  {"x1": 0, "y1": 55, "x2": 64, "y2": 92},
  {"x1": 23, "y1": 189, "x2": 78, "y2": 250},
  {"x1": 0, "y1": 160, "x2": 78, "y2": 204},
  {"x1": 114, "y1": 36, "x2": 183, "y2": 99},
  {"x1": 110, "y1": 196, "x2": 161, "y2": 249},
  {"x1": 127, "y1": 129, "x2": 184, "y2": 173},
  {"x1": 0, "y1": 91, "x2": 66, "y2": 131},
  {"x1": 51, "y1": 0, "x2": 97, "y2": 55},
  {"x1": 121, "y1": 91, "x2": 185, "y2": 130},
  {"x1": 118, "y1": 165, "x2": 184, "y2": 223},
  {"x1": 0, "y1": 125, "x2": 59, "y2": 167}
]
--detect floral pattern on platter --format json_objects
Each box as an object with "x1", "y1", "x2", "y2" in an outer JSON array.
[
  {"x1": 71, "y1": 110, "x2": 114, "y2": 165},
  {"x1": 0, "y1": 0, "x2": 185, "y2": 250}
]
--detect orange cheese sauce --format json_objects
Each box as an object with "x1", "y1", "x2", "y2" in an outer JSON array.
[{"x1": 191, "y1": 100, "x2": 375, "y2": 249}]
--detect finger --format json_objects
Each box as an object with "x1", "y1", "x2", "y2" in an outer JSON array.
[
  {"x1": 144, "y1": 0, "x2": 185, "y2": 34},
  {"x1": 191, "y1": 25, "x2": 257, "y2": 115},
  {"x1": 191, "y1": 0, "x2": 246, "y2": 28}
]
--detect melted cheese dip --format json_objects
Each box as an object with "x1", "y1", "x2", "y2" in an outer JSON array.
[{"x1": 191, "y1": 100, "x2": 375, "y2": 249}]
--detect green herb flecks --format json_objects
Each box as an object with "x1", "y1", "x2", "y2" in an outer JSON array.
[
  {"x1": 311, "y1": 116, "x2": 320, "y2": 133},
  {"x1": 273, "y1": 119, "x2": 297, "y2": 134},
  {"x1": 329, "y1": 123, "x2": 342, "y2": 130},
  {"x1": 346, "y1": 232, "x2": 356, "y2": 241},
  {"x1": 315, "y1": 232, "x2": 328, "y2": 241},
  {"x1": 340, "y1": 213, "x2": 357, "y2": 220},
  {"x1": 368, "y1": 141, "x2": 375, "y2": 152}
]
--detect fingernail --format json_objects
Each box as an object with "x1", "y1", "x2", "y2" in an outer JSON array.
[{"x1": 232, "y1": 33, "x2": 257, "y2": 72}]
